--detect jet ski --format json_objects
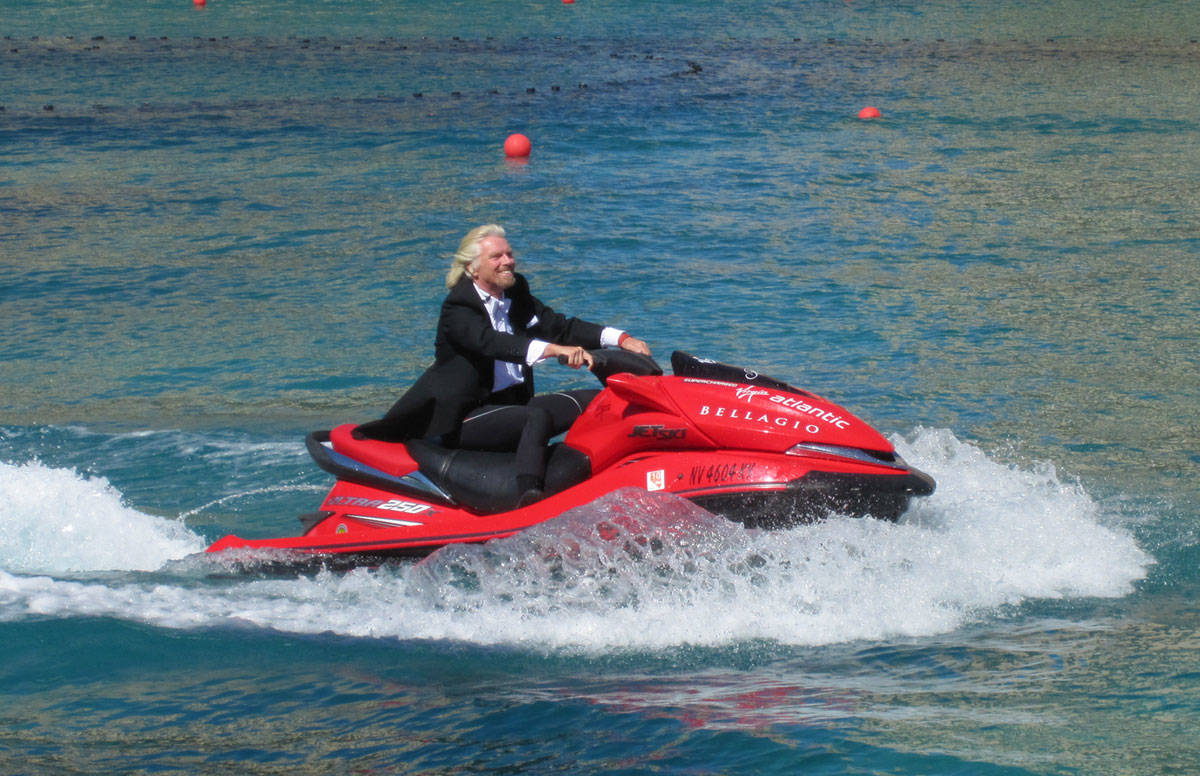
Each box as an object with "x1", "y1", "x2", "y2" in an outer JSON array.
[{"x1": 206, "y1": 351, "x2": 934, "y2": 562}]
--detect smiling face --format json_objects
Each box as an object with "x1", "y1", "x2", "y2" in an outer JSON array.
[{"x1": 470, "y1": 234, "x2": 517, "y2": 298}]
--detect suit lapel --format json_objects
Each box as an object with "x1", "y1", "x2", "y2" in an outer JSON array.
[
  {"x1": 454, "y1": 273, "x2": 535, "y2": 335},
  {"x1": 451, "y1": 276, "x2": 486, "y2": 312},
  {"x1": 507, "y1": 275, "x2": 535, "y2": 331}
]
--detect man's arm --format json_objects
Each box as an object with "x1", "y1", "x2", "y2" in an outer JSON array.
[
  {"x1": 524, "y1": 295, "x2": 606, "y2": 350},
  {"x1": 509, "y1": 274, "x2": 652, "y2": 363}
]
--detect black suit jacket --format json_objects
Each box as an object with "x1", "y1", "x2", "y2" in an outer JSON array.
[{"x1": 356, "y1": 273, "x2": 606, "y2": 442}]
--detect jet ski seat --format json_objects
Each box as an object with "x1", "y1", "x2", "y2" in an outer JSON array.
[{"x1": 406, "y1": 439, "x2": 592, "y2": 514}]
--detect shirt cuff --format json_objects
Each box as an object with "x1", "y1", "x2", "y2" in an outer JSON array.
[
  {"x1": 526, "y1": 339, "x2": 550, "y2": 365},
  {"x1": 600, "y1": 327, "x2": 625, "y2": 348}
]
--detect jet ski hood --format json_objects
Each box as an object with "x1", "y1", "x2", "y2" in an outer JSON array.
[
  {"x1": 660, "y1": 351, "x2": 895, "y2": 455},
  {"x1": 654, "y1": 374, "x2": 891, "y2": 454}
]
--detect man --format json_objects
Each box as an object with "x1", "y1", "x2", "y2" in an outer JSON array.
[{"x1": 356, "y1": 224, "x2": 651, "y2": 506}]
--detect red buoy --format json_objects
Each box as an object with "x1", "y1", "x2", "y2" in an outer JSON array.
[
  {"x1": 858, "y1": 106, "x2": 882, "y2": 119},
  {"x1": 504, "y1": 133, "x2": 532, "y2": 158},
  {"x1": 193, "y1": 0, "x2": 206, "y2": 7}
]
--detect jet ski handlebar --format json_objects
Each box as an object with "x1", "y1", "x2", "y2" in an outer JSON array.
[{"x1": 585, "y1": 349, "x2": 663, "y2": 385}]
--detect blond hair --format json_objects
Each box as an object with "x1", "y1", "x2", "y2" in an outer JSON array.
[{"x1": 446, "y1": 223, "x2": 507, "y2": 289}]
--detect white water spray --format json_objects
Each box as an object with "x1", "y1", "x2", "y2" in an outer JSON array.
[
  {"x1": 0, "y1": 460, "x2": 205, "y2": 574},
  {"x1": 0, "y1": 429, "x2": 1152, "y2": 649}
]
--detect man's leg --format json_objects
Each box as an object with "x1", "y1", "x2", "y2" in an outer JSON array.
[
  {"x1": 527, "y1": 389, "x2": 600, "y2": 436},
  {"x1": 458, "y1": 402, "x2": 550, "y2": 481}
]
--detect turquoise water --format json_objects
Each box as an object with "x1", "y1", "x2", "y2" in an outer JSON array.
[{"x1": 3, "y1": 1, "x2": 1199, "y2": 773}]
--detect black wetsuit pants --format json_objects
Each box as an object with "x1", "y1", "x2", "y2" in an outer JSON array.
[{"x1": 457, "y1": 388, "x2": 599, "y2": 490}]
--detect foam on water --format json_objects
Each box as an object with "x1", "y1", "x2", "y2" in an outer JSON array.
[
  {"x1": 0, "y1": 429, "x2": 1151, "y2": 649},
  {"x1": 0, "y1": 460, "x2": 206, "y2": 575}
]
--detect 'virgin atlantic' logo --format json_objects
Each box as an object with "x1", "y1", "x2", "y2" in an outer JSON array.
[{"x1": 735, "y1": 386, "x2": 768, "y2": 402}]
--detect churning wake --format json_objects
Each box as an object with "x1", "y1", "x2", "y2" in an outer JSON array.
[{"x1": 0, "y1": 428, "x2": 1151, "y2": 649}]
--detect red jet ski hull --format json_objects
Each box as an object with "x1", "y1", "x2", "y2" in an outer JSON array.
[{"x1": 207, "y1": 353, "x2": 934, "y2": 562}]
